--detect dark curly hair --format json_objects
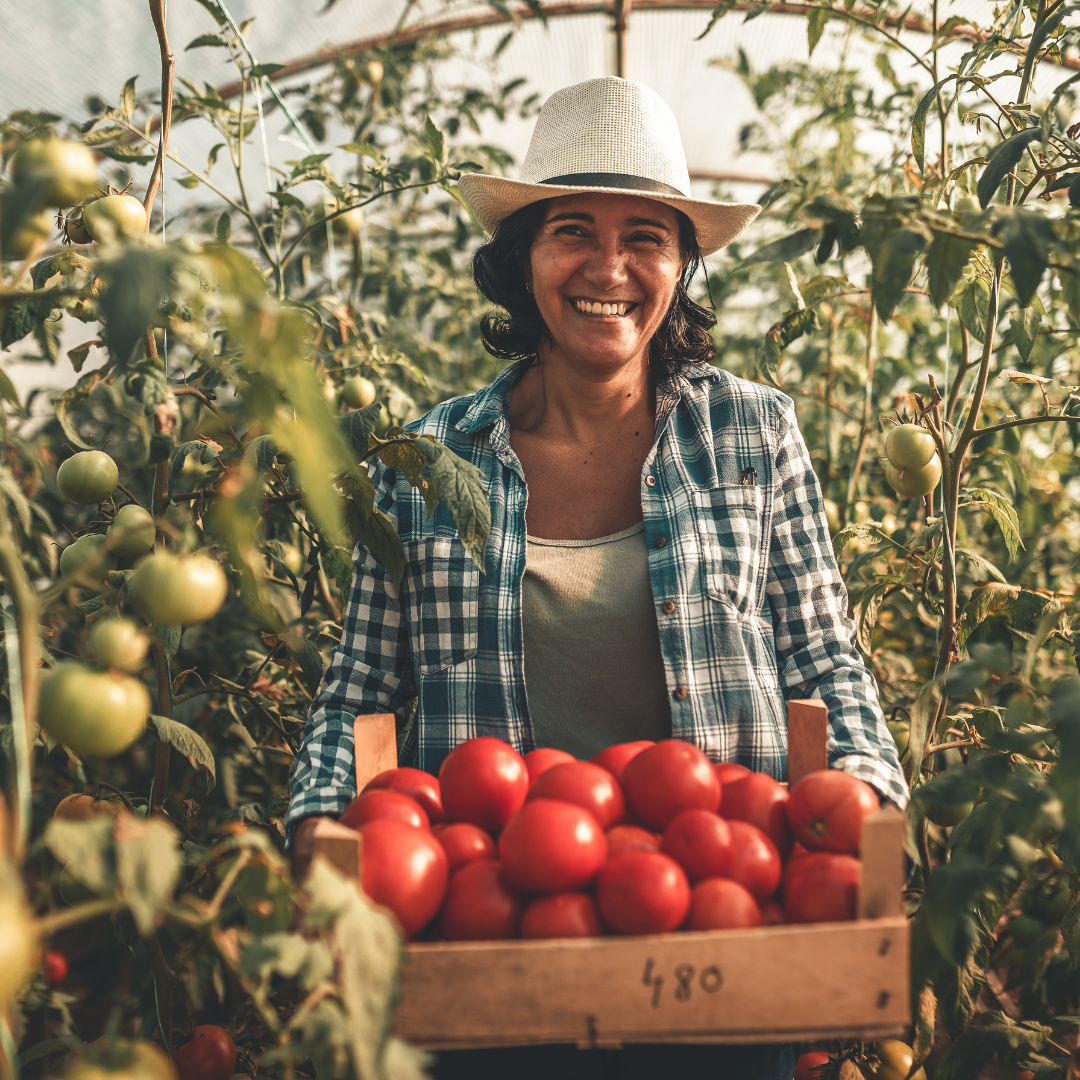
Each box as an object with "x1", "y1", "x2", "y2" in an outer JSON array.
[{"x1": 471, "y1": 198, "x2": 716, "y2": 379}]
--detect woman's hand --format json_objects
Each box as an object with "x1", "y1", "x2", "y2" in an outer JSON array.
[{"x1": 290, "y1": 815, "x2": 332, "y2": 882}]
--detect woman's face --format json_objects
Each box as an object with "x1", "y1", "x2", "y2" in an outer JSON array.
[{"x1": 527, "y1": 192, "x2": 686, "y2": 373}]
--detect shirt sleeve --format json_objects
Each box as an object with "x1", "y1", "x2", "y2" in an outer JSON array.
[
  {"x1": 765, "y1": 403, "x2": 909, "y2": 809},
  {"x1": 285, "y1": 529, "x2": 415, "y2": 844}
]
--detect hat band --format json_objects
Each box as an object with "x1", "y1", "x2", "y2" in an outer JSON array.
[{"x1": 540, "y1": 172, "x2": 686, "y2": 197}]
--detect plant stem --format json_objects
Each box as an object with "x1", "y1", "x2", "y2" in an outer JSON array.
[
  {"x1": 35, "y1": 898, "x2": 122, "y2": 936},
  {"x1": 144, "y1": 0, "x2": 176, "y2": 221},
  {"x1": 143, "y1": 931, "x2": 175, "y2": 1050},
  {"x1": 846, "y1": 305, "x2": 878, "y2": 509},
  {"x1": 150, "y1": 630, "x2": 173, "y2": 813}
]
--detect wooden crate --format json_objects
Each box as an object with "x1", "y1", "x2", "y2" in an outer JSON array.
[{"x1": 312, "y1": 699, "x2": 910, "y2": 1049}]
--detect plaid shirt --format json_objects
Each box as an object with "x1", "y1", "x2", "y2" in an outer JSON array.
[{"x1": 286, "y1": 360, "x2": 908, "y2": 836}]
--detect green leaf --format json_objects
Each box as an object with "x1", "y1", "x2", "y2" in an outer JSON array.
[
  {"x1": 926, "y1": 232, "x2": 976, "y2": 309},
  {"x1": 96, "y1": 145, "x2": 157, "y2": 166},
  {"x1": 1, "y1": 299, "x2": 48, "y2": 351},
  {"x1": 410, "y1": 439, "x2": 491, "y2": 571},
  {"x1": 245, "y1": 435, "x2": 280, "y2": 473},
  {"x1": 153, "y1": 623, "x2": 181, "y2": 659},
  {"x1": 53, "y1": 369, "x2": 107, "y2": 450},
  {"x1": 424, "y1": 115, "x2": 448, "y2": 170},
  {"x1": 186, "y1": 33, "x2": 227, "y2": 49},
  {"x1": 993, "y1": 209, "x2": 1055, "y2": 307},
  {"x1": 933, "y1": 1012, "x2": 1050, "y2": 1080},
  {"x1": 964, "y1": 487, "x2": 1026, "y2": 561},
  {"x1": 67, "y1": 339, "x2": 102, "y2": 374},
  {"x1": 1061, "y1": 270, "x2": 1080, "y2": 322},
  {"x1": 955, "y1": 547, "x2": 1007, "y2": 584},
  {"x1": 44, "y1": 816, "x2": 116, "y2": 894},
  {"x1": 958, "y1": 582, "x2": 1051, "y2": 649},
  {"x1": 923, "y1": 855, "x2": 1012, "y2": 967},
  {"x1": 113, "y1": 815, "x2": 183, "y2": 936},
  {"x1": 806, "y1": 6, "x2": 829, "y2": 57},
  {"x1": 870, "y1": 228, "x2": 926, "y2": 322},
  {"x1": 0, "y1": 367, "x2": 19, "y2": 410},
  {"x1": 956, "y1": 277, "x2": 991, "y2": 341},
  {"x1": 737, "y1": 228, "x2": 819, "y2": 269},
  {"x1": 250, "y1": 63, "x2": 285, "y2": 78},
  {"x1": 912, "y1": 77, "x2": 954, "y2": 173},
  {"x1": 149, "y1": 715, "x2": 216, "y2": 793},
  {"x1": 98, "y1": 247, "x2": 175, "y2": 365},
  {"x1": 757, "y1": 307, "x2": 818, "y2": 380},
  {"x1": 338, "y1": 403, "x2": 383, "y2": 460},
  {"x1": 343, "y1": 473, "x2": 407, "y2": 586},
  {"x1": 852, "y1": 579, "x2": 891, "y2": 653},
  {"x1": 277, "y1": 633, "x2": 325, "y2": 695},
  {"x1": 978, "y1": 127, "x2": 1040, "y2": 208},
  {"x1": 215, "y1": 211, "x2": 232, "y2": 244},
  {"x1": 1009, "y1": 306, "x2": 1041, "y2": 362},
  {"x1": 118, "y1": 76, "x2": 138, "y2": 123},
  {"x1": 831, "y1": 520, "x2": 896, "y2": 558},
  {"x1": 168, "y1": 438, "x2": 220, "y2": 497}
]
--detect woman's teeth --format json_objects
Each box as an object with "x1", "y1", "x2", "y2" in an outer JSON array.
[{"x1": 575, "y1": 300, "x2": 631, "y2": 316}]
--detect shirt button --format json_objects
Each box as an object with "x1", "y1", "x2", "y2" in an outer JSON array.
[
  {"x1": 674, "y1": 686, "x2": 688, "y2": 700},
  {"x1": 645, "y1": 476, "x2": 656, "y2": 487},
  {"x1": 662, "y1": 601, "x2": 676, "y2": 614},
  {"x1": 655, "y1": 537, "x2": 667, "y2": 549}
]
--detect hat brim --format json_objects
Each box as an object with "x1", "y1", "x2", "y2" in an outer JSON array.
[{"x1": 457, "y1": 173, "x2": 761, "y2": 257}]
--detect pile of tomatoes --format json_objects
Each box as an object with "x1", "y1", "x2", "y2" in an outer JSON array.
[{"x1": 335, "y1": 736, "x2": 880, "y2": 941}]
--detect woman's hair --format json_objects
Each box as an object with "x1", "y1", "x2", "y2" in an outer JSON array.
[{"x1": 471, "y1": 199, "x2": 717, "y2": 378}]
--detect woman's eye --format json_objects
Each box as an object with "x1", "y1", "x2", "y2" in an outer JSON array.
[
  {"x1": 629, "y1": 232, "x2": 663, "y2": 245},
  {"x1": 553, "y1": 225, "x2": 586, "y2": 237}
]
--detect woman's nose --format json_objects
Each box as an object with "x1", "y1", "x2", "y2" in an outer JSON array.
[{"x1": 581, "y1": 240, "x2": 630, "y2": 291}]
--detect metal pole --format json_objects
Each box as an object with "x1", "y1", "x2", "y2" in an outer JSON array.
[{"x1": 614, "y1": 0, "x2": 632, "y2": 77}]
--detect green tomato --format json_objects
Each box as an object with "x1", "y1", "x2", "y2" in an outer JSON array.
[
  {"x1": 340, "y1": 375, "x2": 376, "y2": 408},
  {"x1": 131, "y1": 552, "x2": 228, "y2": 625},
  {"x1": 39, "y1": 662, "x2": 150, "y2": 757},
  {"x1": 89, "y1": 618, "x2": 149, "y2": 674},
  {"x1": 57, "y1": 450, "x2": 119, "y2": 504},
  {"x1": 11, "y1": 138, "x2": 98, "y2": 208},
  {"x1": 66, "y1": 1039, "x2": 177, "y2": 1080},
  {"x1": 59, "y1": 535, "x2": 117, "y2": 585},
  {"x1": 1009, "y1": 913, "x2": 1046, "y2": 946},
  {"x1": 885, "y1": 455, "x2": 941, "y2": 499},
  {"x1": 874, "y1": 1041, "x2": 925, "y2": 1080},
  {"x1": 885, "y1": 423, "x2": 936, "y2": 471},
  {"x1": 3, "y1": 206, "x2": 54, "y2": 260},
  {"x1": 927, "y1": 801, "x2": 974, "y2": 827},
  {"x1": 1030, "y1": 883, "x2": 1072, "y2": 924},
  {"x1": 64, "y1": 214, "x2": 93, "y2": 245},
  {"x1": 886, "y1": 720, "x2": 910, "y2": 759},
  {"x1": 107, "y1": 503, "x2": 156, "y2": 558},
  {"x1": 82, "y1": 193, "x2": 147, "y2": 242},
  {"x1": 955, "y1": 196, "x2": 981, "y2": 214}
]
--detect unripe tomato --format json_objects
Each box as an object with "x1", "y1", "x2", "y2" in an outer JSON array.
[
  {"x1": 725, "y1": 820, "x2": 782, "y2": 901},
  {"x1": 606, "y1": 824, "x2": 660, "y2": 857},
  {"x1": 719, "y1": 773, "x2": 793, "y2": 858},
  {"x1": 885, "y1": 455, "x2": 941, "y2": 499},
  {"x1": 927, "y1": 801, "x2": 974, "y2": 827},
  {"x1": 363, "y1": 767, "x2": 444, "y2": 823},
  {"x1": 333, "y1": 207, "x2": 363, "y2": 238},
  {"x1": 131, "y1": 553, "x2": 228, "y2": 625},
  {"x1": 12, "y1": 139, "x2": 97, "y2": 207},
  {"x1": 787, "y1": 769, "x2": 879, "y2": 854},
  {"x1": 5, "y1": 206, "x2": 53, "y2": 259},
  {"x1": 686, "y1": 878, "x2": 762, "y2": 930},
  {"x1": 82, "y1": 193, "x2": 147, "y2": 241},
  {"x1": 524, "y1": 747, "x2": 576, "y2": 783},
  {"x1": 356, "y1": 819, "x2": 448, "y2": 937},
  {"x1": 39, "y1": 662, "x2": 150, "y2": 757},
  {"x1": 784, "y1": 852, "x2": 861, "y2": 923},
  {"x1": 89, "y1": 617, "x2": 149, "y2": 673},
  {"x1": 0, "y1": 884, "x2": 37, "y2": 1006},
  {"x1": 714, "y1": 761, "x2": 751, "y2": 785},
  {"x1": 661, "y1": 809, "x2": 734, "y2": 883},
  {"x1": 365, "y1": 60, "x2": 384, "y2": 85},
  {"x1": 793, "y1": 1051, "x2": 831, "y2": 1080},
  {"x1": 875, "y1": 1040, "x2": 925, "y2": 1080},
  {"x1": 528, "y1": 761, "x2": 626, "y2": 829},
  {"x1": 340, "y1": 375, "x2": 376, "y2": 409},
  {"x1": 591, "y1": 740, "x2": 653, "y2": 782},
  {"x1": 432, "y1": 822, "x2": 495, "y2": 873},
  {"x1": 66, "y1": 1039, "x2": 177, "y2": 1080},
  {"x1": 340, "y1": 790, "x2": 429, "y2": 831},
  {"x1": 45, "y1": 950, "x2": 68, "y2": 986},
  {"x1": 621, "y1": 740, "x2": 721, "y2": 831},
  {"x1": 439, "y1": 859, "x2": 523, "y2": 940},
  {"x1": 521, "y1": 891, "x2": 603, "y2": 939},
  {"x1": 60, "y1": 534, "x2": 117, "y2": 584},
  {"x1": 596, "y1": 850, "x2": 690, "y2": 934},
  {"x1": 439, "y1": 737, "x2": 529, "y2": 832},
  {"x1": 53, "y1": 793, "x2": 124, "y2": 821},
  {"x1": 57, "y1": 450, "x2": 119, "y2": 504},
  {"x1": 498, "y1": 799, "x2": 607, "y2": 892},
  {"x1": 64, "y1": 214, "x2": 93, "y2": 245},
  {"x1": 885, "y1": 423, "x2": 935, "y2": 472},
  {"x1": 955, "y1": 196, "x2": 981, "y2": 214},
  {"x1": 107, "y1": 503, "x2": 156, "y2": 557},
  {"x1": 1030, "y1": 882, "x2": 1072, "y2": 924},
  {"x1": 886, "y1": 721, "x2": 909, "y2": 759},
  {"x1": 172, "y1": 1025, "x2": 236, "y2": 1080}
]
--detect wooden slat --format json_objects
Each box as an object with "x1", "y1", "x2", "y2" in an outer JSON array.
[
  {"x1": 395, "y1": 918, "x2": 910, "y2": 1049},
  {"x1": 309, "y1": 818, "x2": 361, "y2": 882},
  {"x1": 787, "y1": 698, "x2": 829, "y2": 784},
  {"x1": 858, "y1": 806, "x2": 906, "y2": 919},
  {"x1": 353, "y1": 713, "x2": 398, "y2": 794}
]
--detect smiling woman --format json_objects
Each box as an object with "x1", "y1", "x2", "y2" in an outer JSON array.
[{"x1": 288, "y1": 76, "x2": 906, "y2": 1080}]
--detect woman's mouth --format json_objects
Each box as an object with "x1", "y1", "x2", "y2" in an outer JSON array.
[{"x1": 573, "y1": 299, "x2": 636, "y2": 318}]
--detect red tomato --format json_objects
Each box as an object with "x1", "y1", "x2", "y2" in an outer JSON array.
[
  {"x1": 596, "y1": 850, "x2": 691, "y2": 934},
  {"x1": 525, "y1": 747, "x2": 576, "y2": 782},
  {"x1": 660, "y1": 809, "x2": 734, "y2": 883},
  {"x1": 499, "y1": 799, "x2": 607, "y2": 892},
  {"x1": 340, "y1": 789, "x2": 428, "y2": 831},
  {"x1": 439, "y1": 859, "x2": 524, "y2": 940},
  {"x1": 725, "y1": 820, "x2": 781, "y2": 902},
  {"x1": 528, "y1": 761, "x2": 626, "y2": 829},
  {"x1": 621, "y1": 740, "x2": 721, "y2": 830},
  {"x1": 686, "y1": 878, "x2": 762, "y2": 930},
  {"x1": 720, "y1": 773, "x2": 793, "y2": 857},
  {"x1": 439, "y1": 737, "x2": 529, "y2": 832},
  {"x1": 606, "y1": 824, "x2": 661, "y2": 857},
  {"x1": 363, "y1": 767, "x2": 445, "y2": 823},
  {"x1": 761, "y1": 899, "x2": 785, "y2": 925},
  {"x1": 357, "y1": 820, "x2": 448, "y2": 936},
  {"x1": 784, "y1": 852, "x2": 861, "y2": 923},
  {"x1": 44, "y1": 950, "x2": 68, "y2": 986},
  {"x1": 787, "y1": 770, "x2": 880, "y2": 854},
  {"x1": 794, "y1": 1051, "x2": 832, "y2": 1080},
  {"x1": 520, "y1": 891, "x2": 604, "y2": 939},
  {"x1": 714, "y1": 762, "x2": 751, "y2": 785},
  {"x1": 432, "y1": 822, "x2": 496, "y2": 874},
  {"x1": 591, "y1": 740, "x2": 654, "y2": 782},
  {"x1": 172, "y1": 1026, "x2": 237, "y2": 1080}
]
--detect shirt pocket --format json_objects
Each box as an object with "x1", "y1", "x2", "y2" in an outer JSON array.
[
  {"x1": 403, "y1": 537, "x2": 480, "y2": 675},
  {"x1": 693, "y1": 483, "x2": 765, "y2": 615}
]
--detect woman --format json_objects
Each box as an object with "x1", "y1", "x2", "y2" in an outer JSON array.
[{"x1": 289, "y1": 77, "x2": 906, "y2": 1079}]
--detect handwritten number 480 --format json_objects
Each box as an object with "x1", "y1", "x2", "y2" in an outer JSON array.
[{"x1": 642, "y1": 959, "x2": 723, "y2": 1008}]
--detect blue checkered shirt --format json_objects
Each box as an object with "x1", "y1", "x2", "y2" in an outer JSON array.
[{"x1": 286, "y1": 361, "x2": 908, "y2": 837}]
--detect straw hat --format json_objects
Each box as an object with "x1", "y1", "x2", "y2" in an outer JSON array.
[{"x1": 457, "y1": 77, "x2": 761, "y2": 256}]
